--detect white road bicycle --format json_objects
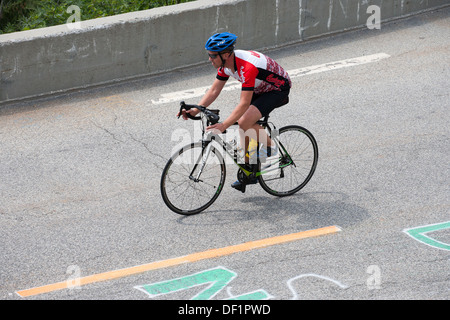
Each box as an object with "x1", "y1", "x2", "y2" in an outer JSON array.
[{"x1": 160, "y1": 101, "x2": 318, "y2": 215}]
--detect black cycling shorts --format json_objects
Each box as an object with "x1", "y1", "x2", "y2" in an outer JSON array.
[{"x1": 251, "y1": 89, "x2": 290, "y2": 117}]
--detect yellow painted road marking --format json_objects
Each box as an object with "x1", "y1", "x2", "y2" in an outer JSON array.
[{"x1": 16, "y1": 225, "x2": 341, "y2": 297}]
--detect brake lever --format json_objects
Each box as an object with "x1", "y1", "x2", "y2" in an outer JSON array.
[
  {"x1": 178, "y1": 101, "x2": 220, "y2": 124},
  {"x1": 207, "y1": 112, "x2": 220, "y2": 125},
  {"x1": 178, "y1": 101, "x2": 203, "y2": 121},
  {"x1": 178, "y1": 101, "x2": 187, "y2": 119}
]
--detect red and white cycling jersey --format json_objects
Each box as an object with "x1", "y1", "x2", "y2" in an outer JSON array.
[{"x1": 216, "y1": 50, "x2": 291, "y2": 95}]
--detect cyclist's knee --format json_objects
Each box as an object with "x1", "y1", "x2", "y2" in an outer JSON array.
[
  {"x1": 238, "y1": 106, "x2": 261, "y2": 131},
  {"x1": 238, "y1": 118, "x2": 252, "y2": 131}
]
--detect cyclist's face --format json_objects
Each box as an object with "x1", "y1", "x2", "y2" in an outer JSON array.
[
  {"x1": 208, "y1": 51, "x2": 231, "y2": 68},
  {"x1": 207, "y1": 51, "x2": 221, "y2": 68}
]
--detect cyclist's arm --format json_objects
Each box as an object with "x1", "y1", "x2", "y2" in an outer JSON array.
[
  {"x1": 198, "y1": 78, "x2": 227, "y2": 108},
  {"x1": 179, "y1": 78, "x2": 226, "y2": 120}
]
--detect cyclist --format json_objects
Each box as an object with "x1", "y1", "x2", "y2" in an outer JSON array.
[{"x1": 179, "y1": 32, "x2": 291, "y2": 191}]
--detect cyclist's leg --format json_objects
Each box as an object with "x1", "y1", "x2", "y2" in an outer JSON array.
[
  {"x1": 238, "y1": 106, "x2": 269, "y2": 164},
  {"x1": 243, "y1": 89, "x2": 290, "y2": 150},
  {"x1": 230, "y1": 107, "x2": 261, "y2": 192},
  {"x1": 231, "y1": 90, "x2": 290, "y2": 192}
]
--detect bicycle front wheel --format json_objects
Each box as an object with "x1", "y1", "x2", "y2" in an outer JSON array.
[
  {"x1": 258, "y1": 125, "x2": 318, "y2": 196},
  {"x1": 160, "y1": 142, "x2": 226, "y2": 215}
]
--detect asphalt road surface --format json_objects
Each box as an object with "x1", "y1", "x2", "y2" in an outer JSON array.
[{"x1": 1, "y1": 7, "x2": 449, "y2": 302}]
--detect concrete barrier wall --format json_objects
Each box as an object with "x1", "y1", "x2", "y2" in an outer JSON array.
[{"x1": 1, "y1": 0, "x2": 448, "y2": 104}]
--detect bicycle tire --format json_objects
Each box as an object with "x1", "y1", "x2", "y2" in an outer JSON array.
[
  {"x1": 160, "y1": 142, "x2": 226, "y2": 215},
  {"x1": 258, "y1": 125, "x2": 318, "y2": 196}
]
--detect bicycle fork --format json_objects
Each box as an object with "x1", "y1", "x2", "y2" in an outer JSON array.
[{"x1": 189, "y1": 141, "x2": 213, "y2": 183}]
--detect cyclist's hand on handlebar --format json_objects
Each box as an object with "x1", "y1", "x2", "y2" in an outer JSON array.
[
  {"x1": 207, "y1": 122, "x2": 227, "y2": 134},
  {"x1": 177, "y1": 108, "x2": 199, "y2": 120}
]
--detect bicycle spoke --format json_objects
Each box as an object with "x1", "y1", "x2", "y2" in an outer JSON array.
[
  {"x1": 161, "y1": 143, "x2": 226, "y2": 215},
  {"x1": 259, "y1": 126, "x2": 318, "y2": 196}
]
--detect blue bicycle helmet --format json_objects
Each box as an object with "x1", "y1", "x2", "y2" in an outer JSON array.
[{"x1": 205, "y1": 32, "x2": 237, "y2": 52}]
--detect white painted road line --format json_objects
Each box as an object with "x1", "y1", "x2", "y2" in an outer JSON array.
[{"x1": 151, "y1": 53, "x2": 391, "y2": 105}]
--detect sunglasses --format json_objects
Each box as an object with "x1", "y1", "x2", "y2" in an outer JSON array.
[
  {"x1": 208, "y1": 51, "x2": 232, "y2": 59},
  {"x1": 208, "y1": 53, "x2": 220, "y2": 59}
]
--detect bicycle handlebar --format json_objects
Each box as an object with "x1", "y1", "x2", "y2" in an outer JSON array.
[{"x1": 178, "y1": 101, "x2": 220, "y2": 125}]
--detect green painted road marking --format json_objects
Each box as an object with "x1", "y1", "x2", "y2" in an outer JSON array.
[
  {"x1": 134, "y1": 266, "x2": 271, "y2": 300},
  {"x1": 404, "y1": 221, "x2": 450, "y2": 251}
]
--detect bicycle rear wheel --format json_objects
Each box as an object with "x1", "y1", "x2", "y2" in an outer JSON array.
[
  {"x1": 160, "y1": 142, "x2": 226, "y2": 215},
  {"x1": 258, "y1": 125, "x2": 318, "y2": 196}
]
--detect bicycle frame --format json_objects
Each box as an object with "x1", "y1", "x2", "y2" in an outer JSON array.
[
  {"x1": 192, "y1": 113, "x2": 293, "y2": 180},
  {"x1": 162, "y1": 102, "x2": 318, "y2": 214}
]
